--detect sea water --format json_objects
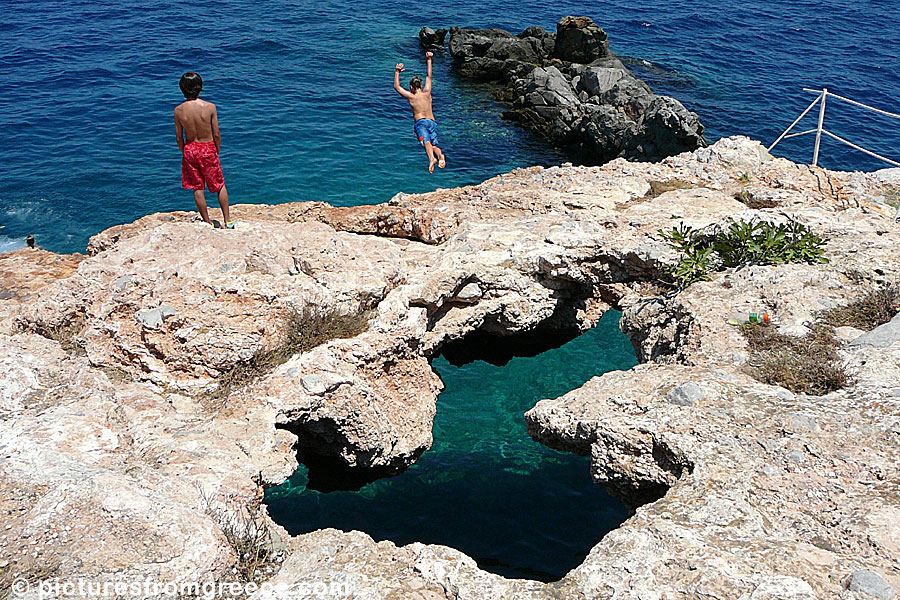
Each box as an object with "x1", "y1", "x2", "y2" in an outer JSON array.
[
  {"x1": 2, "y1": 0, "x2": 900, "y2": 253},
  {"x1": 265, "y1": 311, "x2": 639, "y2": 581}
]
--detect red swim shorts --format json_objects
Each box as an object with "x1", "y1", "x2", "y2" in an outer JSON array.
[{"x1": 181, "y1": 141, "x2": 225, "y2": 192}]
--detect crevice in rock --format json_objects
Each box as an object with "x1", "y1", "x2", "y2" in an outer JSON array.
[
  {"x1": 437, "y1": 324, "x2": 583, "y2": 367},
  {"x1": 291, "y1": 450, "x2": 401, "y2": 493},
  {"x1": 265, "y1": 314, "x2": 636, "y2": 582},
  {"x1": 335, "y1": 229, "x2": 440, "y2": 246},
  {"x1": 276, "y1": 415, "x2": 423, "y2": 486}
]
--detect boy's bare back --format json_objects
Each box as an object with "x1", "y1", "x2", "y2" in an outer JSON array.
[
  {"x1": 405, "y1": 90, "x2": 434, "y2": 122},
  {"x1": 174, "y1": 99, "x2": 218, "y2": 145}
]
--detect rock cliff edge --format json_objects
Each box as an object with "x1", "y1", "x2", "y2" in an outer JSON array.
[{"x1": 1, "y1": 137, "x2": 898, "y2": 599}]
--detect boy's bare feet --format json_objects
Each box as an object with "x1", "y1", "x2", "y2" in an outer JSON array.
[
  {"x1": 429, "y1": 158, "x2": 437, "y2": 174},
  {"x1": 439, "y1": 155, "x2": 446, "y2": 168}
]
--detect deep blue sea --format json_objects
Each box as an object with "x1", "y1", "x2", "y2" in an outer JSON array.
[{"x1": 2, "y1": 0, "x2": 900, "y2": 253}]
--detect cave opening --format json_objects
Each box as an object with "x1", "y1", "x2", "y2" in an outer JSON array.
[{"x1": 265, "y1": 310, "x2": 638, "y2": 582}]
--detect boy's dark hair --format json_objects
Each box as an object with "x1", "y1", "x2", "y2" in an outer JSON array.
[
  {"x1": 409, "y1": 76, "x2": 423, "y2": 91},
  {"x1": 179, "y1": 72, "x2": 203, "y2": 99}
]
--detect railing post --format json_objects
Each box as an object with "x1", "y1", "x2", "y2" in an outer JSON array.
[{"x1": 812, "y1": 88, "x2": 828, "y2": 167}]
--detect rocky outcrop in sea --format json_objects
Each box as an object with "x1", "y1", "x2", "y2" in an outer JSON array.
[
  {"x1": 445, "y1": 16, "x2": 707, "y2": 163},
  {"x1": 2, "y1": 137, "x2": 899, "y2": 599}
]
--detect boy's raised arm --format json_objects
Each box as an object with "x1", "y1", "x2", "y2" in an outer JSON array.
[
  {"x1": 394, "y1": 63, "x2": 413, "y2": 98},
  {"x1": 424, "y1": 51, "x2": 433, "y2": 92}
]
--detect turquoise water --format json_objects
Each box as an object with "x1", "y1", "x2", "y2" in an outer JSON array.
[
  {"x1": 265, "y1": 311, "x2": 639, "y2": 581},
  {"x1": 3, "y1": 1, "x2": 900, "y2": 253}
]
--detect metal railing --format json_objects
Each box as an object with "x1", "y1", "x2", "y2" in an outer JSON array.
[{"x1": 768, "y1": 88, "x2": 900, "y2": 168}]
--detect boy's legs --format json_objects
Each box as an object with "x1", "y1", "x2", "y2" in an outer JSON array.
[
  {"x1": 193, "y1": 189, "x2": 212, "y2": 224},
  {"x1": 216, "y1": 185, "x2": 231, "y2": 224},
  {"x1": 423, "y1": 141, "x2": 438, "y2": 174},
  {"x1": 433, "y1": 145, "x2": 446, "y2": 168}
]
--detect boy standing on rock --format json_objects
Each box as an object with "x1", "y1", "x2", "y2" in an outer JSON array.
[
  {"x1": 394, "y1": 52, "x2": 447, "y2": 174},
  {"x1": 174, "y1": 72, "x2": 233, "y2": 228}
]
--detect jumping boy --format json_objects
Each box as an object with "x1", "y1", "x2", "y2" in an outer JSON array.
[
  {"x1": 174, "y1": 72, "x2": 233, "y2": 228},
  {"x1": 394, "y1": 52, "x2": 446, "y2": 173}
]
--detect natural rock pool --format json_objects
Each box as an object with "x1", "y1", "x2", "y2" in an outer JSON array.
[{"x1": 265, "y1": 310, "x2": 637, "y2": 582}]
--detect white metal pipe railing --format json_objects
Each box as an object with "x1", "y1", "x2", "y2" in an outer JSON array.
[
  {"x1": 769, "y1": 88, "x2": 900, "y2": 221},
  {"x1": 811, "y1": 87, "x2": 828, "y2": 167},
  {"x1": 819, "y1": 129, "x2": 900, "y2": 168},
  {"x1": 767, "y1": 95, "x2": 822, "y2": 151},
  {"x1": 782, "y1": 128, "x2": 819, "y2": 140},
  {"x1": 770, "y1": 88, "x2": 900, "y2": 169},
  {"x1": 803, "y1": 88, "x2": 900, "y2": 121}
]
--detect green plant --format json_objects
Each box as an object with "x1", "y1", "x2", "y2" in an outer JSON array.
[
  {"x1": 739, "y1": 172, "x2": 751, "y2": 182},
  {"x1": 821, "y1": 285, "x2": 900, "y2": 331},
  {"x1": 740, "y1": 323, "x2": 849, "y2": 395},
  {"x1": 658, "y1": 218, "x2": 829, "y2": 288},
  {"x1": 202, "y1": 308, "x2": 371, "y2": 405},
  {"x1": 657, "y1": 222, "x2": 712, "y2": 288},
  {"x1": 713, "y1": 218, "x2": 828, "y2": 267}
]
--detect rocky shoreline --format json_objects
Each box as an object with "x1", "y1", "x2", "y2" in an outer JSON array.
[
  {"x1": 442, "y1": 16, "x2": 707, "y2": 163},
  {"x1": 1, "y1": 137, "x2": 899, "y2": 599}
]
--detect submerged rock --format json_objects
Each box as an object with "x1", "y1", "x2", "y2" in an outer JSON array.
[
  {"x1": 448, "y1": 16, "x2": 706, "y2": 162},
  {"x1": 418, "y1": 26, "x2": 448, "y2": 50}
]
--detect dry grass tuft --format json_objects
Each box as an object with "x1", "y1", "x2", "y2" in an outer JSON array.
[
  {"x1": 821, "y1": 285, "x2": 900, "y2": 331},
  {"x1": 734, "y1": 189, "x2": 778, "y2": 209},
  {"x1": 201, "y1": 308, "x2": 371, "y2": 405},
  {"x1": 201, "y1": 492, "x2": 282, "y2": 583},
  {"x1": 739, "y1": 323, "x2": 849, "y2": 396},
  {"x1": 30, "y1": 313, "x2": 86, "y2": 355},
  {"x1": 641, "y1": 179, "x2": 696, "y2": 200}
]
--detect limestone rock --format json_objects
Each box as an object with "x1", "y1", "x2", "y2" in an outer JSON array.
[
  {"x1": 4, "y1": 136, "x2": 900, "y2": 598},
  {"x1": 848, "y1": 312, "x2": 900, "y2": 348},
  {"x1": 665, "y1": 381, "x2": 705, "y2": 406},
  {"x1": 135, "y1": 305, "x2": 177, "y2": 329},
  {"x1": 847, "y1": 570, "x2": 895, "y2": 600}
]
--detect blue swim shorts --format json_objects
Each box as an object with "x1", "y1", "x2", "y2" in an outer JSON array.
[{"x1": 414, "y1": 118, "x2": 439, "y2": 147}]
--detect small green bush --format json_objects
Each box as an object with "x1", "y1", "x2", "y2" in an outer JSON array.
[
  {"x1": 658, "y1": 218, "x2": 829, "y2": 288},
  {"x1": 713, "y1": 218, "x2": 828, "y2": 267}
]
